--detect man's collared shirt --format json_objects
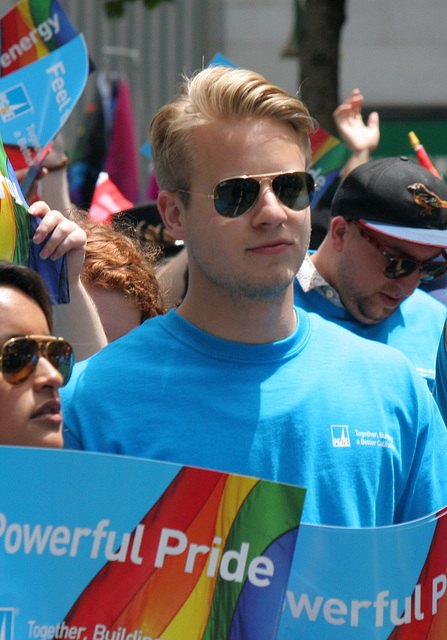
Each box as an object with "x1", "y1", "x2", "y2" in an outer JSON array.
[{"x1": 297, "y1": 252, "x2": 343, "y2": 308}]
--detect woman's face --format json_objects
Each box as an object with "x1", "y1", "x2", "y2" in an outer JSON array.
[{"x1": 0, "y1": 286, "x2": 64, "y2": 448}]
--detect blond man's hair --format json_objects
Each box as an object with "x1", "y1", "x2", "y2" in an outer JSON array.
[{"x1": 149, "y1": 65, "x2": 314, "y2": 194}]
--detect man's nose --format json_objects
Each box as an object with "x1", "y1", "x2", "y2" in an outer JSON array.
[
  {"x1": 395, "y1": 268, "x2": 422, "y2": 297},
  {"x1": 250, "y1": 183, "x2": 288, "y2": 226}
]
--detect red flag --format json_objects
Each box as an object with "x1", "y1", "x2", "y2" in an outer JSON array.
[{"x1": 89, "y1": 172, "x2": 133, "y2": 223}]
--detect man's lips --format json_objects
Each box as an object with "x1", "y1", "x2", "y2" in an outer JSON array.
[
  {"x1": 379, "y1": 291, "x2": 405, "y2": 308},
  {"x1": 248, "y1": 240, "x2": 293, "y2": 255}
]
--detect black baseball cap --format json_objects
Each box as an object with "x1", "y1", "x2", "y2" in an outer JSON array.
[{"x1": 331, "y1": 156, "x2": 447, "y2": 247}]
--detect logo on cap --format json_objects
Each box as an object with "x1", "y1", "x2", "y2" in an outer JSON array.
[{"x1": 408, "y1": 183, "x2": 447, "y2": 217}]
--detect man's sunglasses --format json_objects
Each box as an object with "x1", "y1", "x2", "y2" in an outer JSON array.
[
  {"x1": 177, "y1": 171, "x2": 316, "y2": 218},
  {"x1": 0, "y1": 335, "x2": 74, "y2": 386},
  {"x1": 354, "y1": 221, "x2": 447, "y2": 282}
]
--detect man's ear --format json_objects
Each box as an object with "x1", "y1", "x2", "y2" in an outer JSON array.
[
  {"x1": 330, "y1": 216, "x2": 353, "y2": 252},
  {"x1": 157, "y1": 190, "x2": 187, "y2": 240}
]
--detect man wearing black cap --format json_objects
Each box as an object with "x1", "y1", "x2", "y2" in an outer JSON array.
[{"x1": 295, "y1": 156, "x2": 447, "y2": 390}]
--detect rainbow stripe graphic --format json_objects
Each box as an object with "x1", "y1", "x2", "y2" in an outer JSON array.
[
  {"x1": 0, "y1": 0, "x2": 79, "y2": 77},
  {"x1": 309, "y1": 126, "x2": 351, "y2": 207},
  {"x1": 62, "y1": 466, "x2": 304, "y2": 640},
  {"x1": 386, "y1": 508, "x2": 447, "y2": 639}
]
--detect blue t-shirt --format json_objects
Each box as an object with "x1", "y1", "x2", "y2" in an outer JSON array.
[
  {"x1": 61, "y1": 308, "x2": 447, "y2": 528},
  {"x1": 434, "y1": 329, "x2": 447, "y2": 424},
  {"x1": 294, "y1": 279, "x2": 446, "y2": 390}
]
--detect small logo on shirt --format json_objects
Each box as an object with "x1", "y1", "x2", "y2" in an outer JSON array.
[
  {"x1": 331, "y1": 425, "x2": 350, "y2": 447},
  {"x1": 0, "y1": 84, "x2": 33, "y2": 122},
  {"x1": 0, "y1": 609, "x2": 15, "y2": 640}
]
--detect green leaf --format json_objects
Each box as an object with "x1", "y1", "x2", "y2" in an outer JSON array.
[
  {"x1": 104, "y1": 0, "x2": 173, "y2": 18},
  {"x1": 104, "y1": 1, "x2": 125, "y2": 18}
]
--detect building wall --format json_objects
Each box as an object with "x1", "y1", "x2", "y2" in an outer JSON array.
[
  {"x1": 340, "y1": 0, "x2": 447, "y2": 107},
  {"x1": 222, "y1": 0, "x2": 299, "y2": 96},
  {"x1": 224, "y1": 0, "x2": 447, "y2": 108}
]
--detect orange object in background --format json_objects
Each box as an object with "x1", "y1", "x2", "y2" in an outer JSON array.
[{"x1": 408, "y1": 131, "x2": 443, "y2": 179}]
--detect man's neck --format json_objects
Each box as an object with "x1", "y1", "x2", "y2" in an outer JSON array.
[{"x1": 176, "y1": 285, "x2": 297, "y2": 344}]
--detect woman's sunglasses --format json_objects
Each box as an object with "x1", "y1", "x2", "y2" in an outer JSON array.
[
  {"x1": 354, "y1": 221, "x2": 447, "y2": 282},
  {"x1": 0, "y1": 335, "x2": 74, "y2": 386},
  {"x1": 178, "y1": 171, "x2": 316, "y2": 218}
]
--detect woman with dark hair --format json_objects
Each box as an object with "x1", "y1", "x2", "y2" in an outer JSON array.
[
  {"x1": 0, "y1": 261, "x2": 54, "y2": 330},
  {"x1": 0, "y1": 194, "x2": 111, "y2": 447},
  {"x1": 0, "y1": 260, "x2": 73, "y2": 448}
]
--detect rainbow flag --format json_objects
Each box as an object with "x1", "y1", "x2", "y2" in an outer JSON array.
[
  {"x1": 62, "y1": 466, "x2": 304, "y2": 640},
  {"x1": 0, "y1": 129, "x2": 68, "y2": 302},
  {"x1": 0, "y1": 130, "x2": 30, "y2": 263},
  {"x1": 309, "y1": 125, "x2": 351, "y2": 207}
]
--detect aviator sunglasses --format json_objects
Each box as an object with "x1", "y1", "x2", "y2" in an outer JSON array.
[
  {"x1": 354, "y1": 221, "x2": 447, "y2": 282},
  {"x1": 177, "y1": 170, "x2": 316, "y2": 218},
  {"x1": 0, "y1": 335, "x2": 74, "y2": 386}
]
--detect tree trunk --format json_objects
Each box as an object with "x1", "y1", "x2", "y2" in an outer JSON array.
[{"x1": 299, "y1": 0, "x2": 346, "y2": 135}]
